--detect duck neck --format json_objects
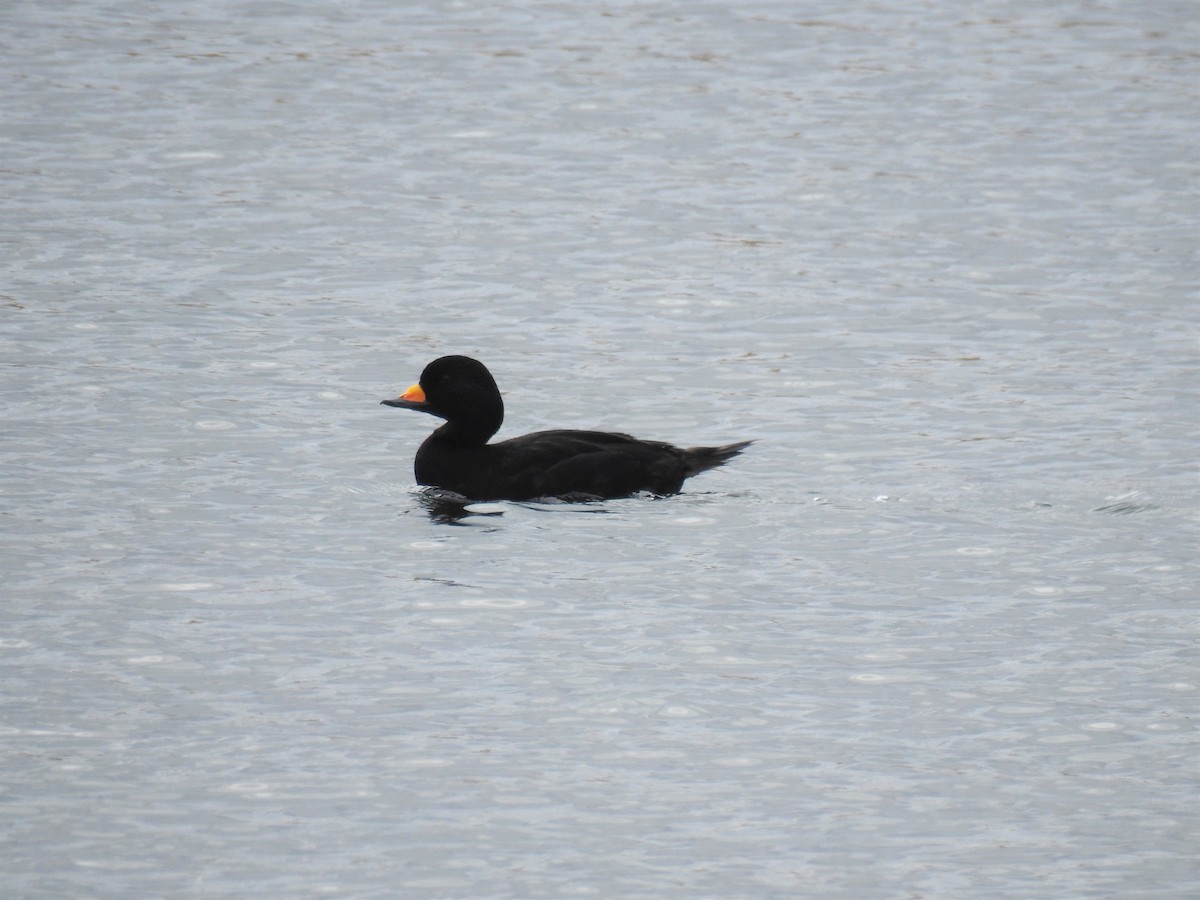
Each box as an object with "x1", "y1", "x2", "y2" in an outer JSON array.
[{"x1": 433, "y1": 406, "x2": 503, "y2": 447}]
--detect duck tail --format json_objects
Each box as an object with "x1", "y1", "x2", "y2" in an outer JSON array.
[{"x1": 683, "y1": 440, "x2": 753, "y2": 476}]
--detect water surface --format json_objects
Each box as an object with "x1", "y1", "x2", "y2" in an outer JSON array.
[{"x1": 2, "y1": 1, "x2": 1197, "y2": 896}]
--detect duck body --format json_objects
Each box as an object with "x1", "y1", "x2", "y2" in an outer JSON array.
[
  {"x1": 414, "y1": 427, "x2": 743, "y2": 502},
  {"x1": 382, "y1": 355, "x2": 750, "y2": 502}
]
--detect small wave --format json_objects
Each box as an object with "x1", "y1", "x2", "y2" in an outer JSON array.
[{"x1": 1093, "y1": 493, "x2": 1158, "y2": 515}]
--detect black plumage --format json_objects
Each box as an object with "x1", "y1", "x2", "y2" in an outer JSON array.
[{"x1": 381, "y1": 355, "x2": 750, "y2": 501}]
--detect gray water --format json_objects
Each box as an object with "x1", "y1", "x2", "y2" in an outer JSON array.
[{"x1": 2, "y1": 1, "x2": 1197, "y2": 897}]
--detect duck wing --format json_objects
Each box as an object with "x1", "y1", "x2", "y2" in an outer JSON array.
[{"x1": 488, "y1": 430, "x2": 731, "y2": 500}]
